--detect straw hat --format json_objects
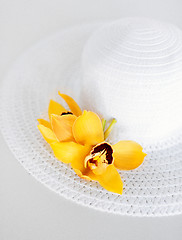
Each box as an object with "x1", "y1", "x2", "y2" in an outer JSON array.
[{"x1": 1, "y1": 18, "x2": 182, "y2": 216}]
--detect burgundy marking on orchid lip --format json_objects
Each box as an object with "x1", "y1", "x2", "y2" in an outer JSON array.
[
  {"x1": 61, "y1": 111, "x2": 73, "y2": 116},
  {"x1": 91, "y1": 142, "x2": 113, "y2": 164}
]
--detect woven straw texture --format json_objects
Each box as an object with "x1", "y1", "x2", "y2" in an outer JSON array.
[{"x1": 0, "y1": 19, "x2": 182, "y2": 216}]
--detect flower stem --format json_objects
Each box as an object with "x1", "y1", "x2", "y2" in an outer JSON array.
[
  {"x1": 102, "y1": 118, "x2": 106, "y2": 131},
  {"x1": 104, "y1": 118, "x2": 117, "y2": 139}
]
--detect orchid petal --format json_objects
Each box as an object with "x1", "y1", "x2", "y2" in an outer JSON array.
[
  {"x1": 37, "y1": 119, "x2": 51, "y2": 129},
  {"x1": 73, "y1": 110, "x2": 104, "y2": 146},
  {"x1": 50, "y1": 142, "x2": 91, "y2": 164},
  {"x1": 70, "y1": 145, "x2": 92, "y2": 179},
  {"x1": 58, "y1": 91, "x2": 82, "y2": 116},
  {"x1": 51, "y1": 114, "x2": 77, "y2": 142},
  {"x1": 88, "y1": 165, "x2": 123, "y2": 194},
  {"x1": 48, "y1": 99, "x2": 67, "y2": 120},
  {"x1": 38, "y1": 124, "x2": 58, "y2": 144},
  {"x1": 112, "y1": 141, "x2": 147, "y2": 170}
]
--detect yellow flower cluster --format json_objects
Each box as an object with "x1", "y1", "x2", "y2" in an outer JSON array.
[{"x1": 38, "y1": 92, "x2": 146, "y2": 194}]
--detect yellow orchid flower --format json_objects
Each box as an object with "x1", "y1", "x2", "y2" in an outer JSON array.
[{"x1": 37, "y1": 92, "x2": 147, "y2": 195}]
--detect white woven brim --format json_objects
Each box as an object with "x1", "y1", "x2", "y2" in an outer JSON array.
[{"x1": 0, "y1": 23, "x2": 182, "y2": 217}]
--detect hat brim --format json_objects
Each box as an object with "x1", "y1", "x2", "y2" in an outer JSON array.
[{"x1": 0, "y1": 23, "x2": 182, "y2": 216}]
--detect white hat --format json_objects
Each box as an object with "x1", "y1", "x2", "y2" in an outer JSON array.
[{"x1": 1, "y1": 18, "x2": 182, "y2": 216}]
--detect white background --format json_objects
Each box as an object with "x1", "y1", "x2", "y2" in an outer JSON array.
[{"x1": 0, "y1": 0, "x2": 182, "y2": 239}]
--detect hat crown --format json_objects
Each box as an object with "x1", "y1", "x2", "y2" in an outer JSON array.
[{"x1": 81, "y1": 18, "x2": 182, "y2": 144}]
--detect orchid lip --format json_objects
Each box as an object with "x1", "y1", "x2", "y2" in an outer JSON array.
[
  {"x1": 84, "y1": 142, "x2": 114, "y2": 171},
  {"x1": 91, "y1": 142, "x2": 113, "y2": 164}
]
